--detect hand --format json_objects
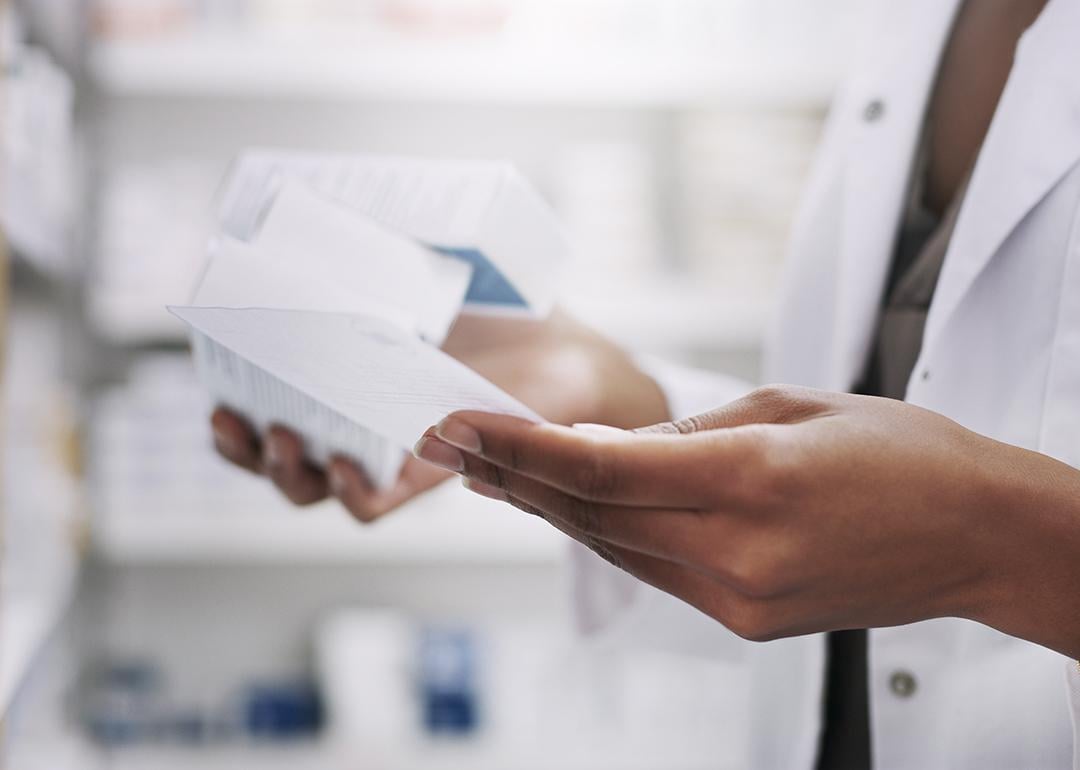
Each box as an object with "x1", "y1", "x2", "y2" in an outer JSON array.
[
  {"x1": 210, "y1": 311, "x2": 669, "y2": 524},
  {"x1": 416, "y1": 385, "x2": 1080, "y2": 658},
  {"x1": 210, "y1": 407, "x2": 450, "y2": 522}
]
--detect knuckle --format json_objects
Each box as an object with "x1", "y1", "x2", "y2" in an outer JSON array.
[
  {"x1": 671, "y1": 413, "x2": 715, "y2": 435},
  {"x1": 504, "y1": 438, "x2": 529, "y2": 474},
  {"x1": 722, "y1": 428, "x2": 773, "y2": 503},
  {"x1": 750, "y1": 384, "x2": 828, "y2": 424},
  {"x1": 758, "y1": 437, "x2": 803, "y2": 500},
  {"x1": 489, "y1": 462, "x2": 512, "y2": 493},
  {"x1": 715, "y1": 543, "x2": 788, "y2": 600},
  {"x1": 570, "y1": 452, "x2": 620, "y2": 500},
  {"x1": 726, "y1": 429, "x2": 802, "y2": 509},
  {"x1": 564, "y1": 496, "x2": 604, "y2": 538},
  {"x1": 465, "y1": 457, "x2": 505, "y2": 490},
  {"x1": 748, "y1": 384, "x2": 796, "y2": 409}
]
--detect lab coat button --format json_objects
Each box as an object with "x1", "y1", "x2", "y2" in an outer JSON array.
[
  {"x1": 889, "y1": 670, "x2": 918, "y2": 698},
  {"x1": 863, "y1": 99, "x2": 886, "y2": 122},
  {"x1": 921, "y1": 369, "x2": 931, "y2": 381}
]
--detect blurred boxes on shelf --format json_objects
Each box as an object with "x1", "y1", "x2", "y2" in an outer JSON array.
[
  {"x1": 87, "y1": 355, "x2": 563, "y2": 564},
  {"x1": 0, "y1": 11, "x2": 76, "y2": 274},
  {"x1": 89, "y1": 161, "x2": 220, "y2": 343},
  {"x1": 679, "y1": 108, "x2": 823, "y2": 293},
  {"x1": 553, "y1": 141, "x2": 661, "y2": 282},
  {"x1": 89, "y1": 0, "x2": 514, "y2": 43},
  {"x1": 316, "y1": 607, "x2": 750, "y2": 769}
]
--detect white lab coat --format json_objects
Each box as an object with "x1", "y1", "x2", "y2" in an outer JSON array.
[{"x1": 572, "y1": 0, "x2": 1080, "y2": 767}]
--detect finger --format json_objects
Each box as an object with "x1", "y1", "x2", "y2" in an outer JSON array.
[
  {"x1": 506, "y1": 493, "x2": 773, "y2": 640},
  {"x1": 328, "y1": 456, "x2": 450, "y2": 524},
  {"x1": 425, "y1": 414, "x2": 765, "y2": 508},
  {"x1": 501, "y1": 487, "x2": 706, "y2": 589},
  {"x1": 461, "y1": 453, "x2": 803, "y2": 604},
  {"x1": 211, "y1": 407, "x2": 263, "y2": 474},
  {"x1": 613, "y1": 542, "x2": 790, "y2": 643},
  {"x1": 263, "y1": 426, "x2": 329, "y2": 506},
  {"x1": 637, "y1": 385, "x2": 834, "y2": 436},
  {"x1": 460, "y1": 458, "x2": 735, "y2": 573}
]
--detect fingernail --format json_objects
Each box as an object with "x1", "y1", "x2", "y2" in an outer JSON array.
[
  {"x1": 413, "y1": 437, "x2": 465, "y2": 473},
  {"x1": 462, "y1": 477, "x2": 509, "y2": 503},
  {"x1": 435, "y1": 418, "x2": 482, "y2": 454},
  {"x1": 328, "y1": 466, "x2": 348, "y2": 498}
]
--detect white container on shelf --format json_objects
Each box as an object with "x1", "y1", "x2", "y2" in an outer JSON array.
[
  {"x1": 88, "y1": 160, "x2": 220, "y2": 343},
  {"x1": 1, "y1": 40, "x2": 75, "y2": 273},
  {"x1": 315, "y1": 609, "x2": 416, "y2": 755}
]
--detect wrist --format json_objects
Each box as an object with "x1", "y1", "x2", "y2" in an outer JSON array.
[
  {"x1": 969, "y1": 441, "x2": 1080, "y2": 660},
  {"x1": 591, "y1": 346, "x2": 671, "y2": 429},
  {"x1": 551, "y1": 313, "x2": 670, "y2": 429},
  {"x1": 562, "y1": 314, "x2": 669, "y2": 429}
]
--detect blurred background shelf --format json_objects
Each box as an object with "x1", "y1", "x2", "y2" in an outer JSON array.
[
  {"x1": 89, "y1": 35, "x2": 841, "y2": 108},
  {"x1": 1, "y1": 290, "x2": 83, "y2": 719},
  {"x1": 565, "y1": 278, "x2": 774, "y2": 353},
  {"x1": 92, "y1": 483, "x2": 565, "y2": 565},
  {"x1": 5, "y1": 0, "x2": 859, "y2": 766},
  {"x1": 88, "y1": 289, "x2": 190, "y2": 347},
  {"x1": 0, "y1": 582, "x2": 76, "y2": 715},
  {"x1": 96, "y1": 744, "x2": 743, "y2": 770},
  {"x1": 88, "y1": 276, "x2": 774, "y2": 352}
]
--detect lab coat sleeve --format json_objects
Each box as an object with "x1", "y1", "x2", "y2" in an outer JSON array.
[
  {"x1": 568, "y1": 355, "x2": 754, "y2": 659},
  {"x1": 1069, "y1": 661, "x2": 1080, "y2": 769}
]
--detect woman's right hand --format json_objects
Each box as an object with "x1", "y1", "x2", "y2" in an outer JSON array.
[{"x1": 210, "y1": 310, "x2": 670, "y2": 524}]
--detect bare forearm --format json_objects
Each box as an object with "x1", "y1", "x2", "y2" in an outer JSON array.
[
  {"x1": 444, "y1": 309, "x2": 670, "y2": 429},
  {"x1": 974, "y1": 443, "x2": 1080, "y2": 660},
  {"x1": 573, "y1": 325, "x2": 670, "y2": 430}
]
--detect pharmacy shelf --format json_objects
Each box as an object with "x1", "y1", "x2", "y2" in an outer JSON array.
[
  {"x1": 90, "y1": 276, "x2": 774, "y2": 352},
  {"x1": 1, "y1": 581, "x2": 76, "y2": 716},
  {"x1": 89, "y1": 35, "x2": 839, "y2": 108},
  {"x1": 101, "y1": 746, "x2": 738, "y2": 770},
  {"x1": 93, "y1": 480, "x2": 565, "y2": 565},
  {"x1": 564, "y1": 276, "x2": 774, "y2": 353},
  {"x1": 88, "y1": 287, "x2": 191, "y2": 346}
]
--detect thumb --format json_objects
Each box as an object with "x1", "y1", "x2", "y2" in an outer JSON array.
[{"x1": 635, "y1": 384, "x2": 831, "y2": 436}]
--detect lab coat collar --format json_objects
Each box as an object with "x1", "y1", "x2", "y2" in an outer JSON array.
[
  {"x1": 832, "y1": 0, "x2": 963, "y2": 391},
  {"x1": 919, "y1": 0, "x2": 1080, "y2": 361}
]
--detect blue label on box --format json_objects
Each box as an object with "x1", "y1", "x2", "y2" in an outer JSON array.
[{"x1": 435, "y1": 247, "x2": 527, "y2": 309}]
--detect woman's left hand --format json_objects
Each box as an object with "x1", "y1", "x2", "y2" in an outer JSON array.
[{"x1": 415, "y1": 385, "x2": 1080, "y2": 658}]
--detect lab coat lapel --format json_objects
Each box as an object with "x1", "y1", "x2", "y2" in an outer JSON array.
[
  {"x1": 920, "y1": 0, "x2": 1080, "y2": 358},
  {"x1": 830, "y1": 0, "x2": 963, "y2": 391}
]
